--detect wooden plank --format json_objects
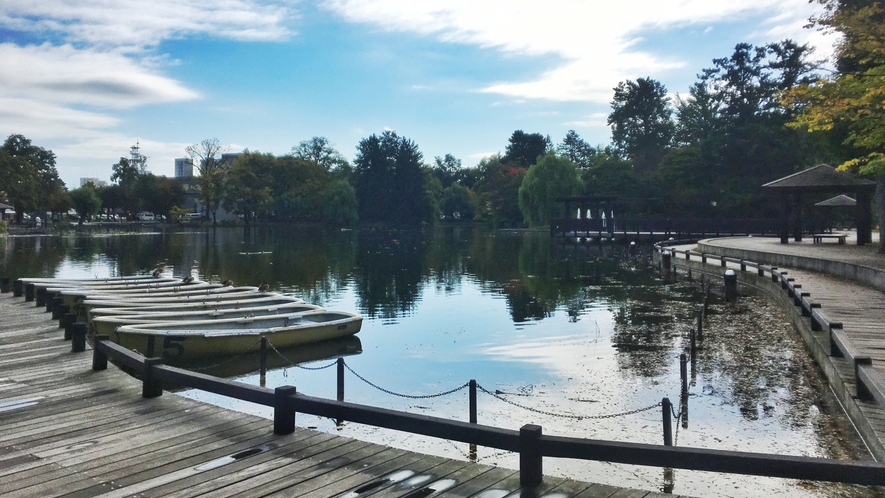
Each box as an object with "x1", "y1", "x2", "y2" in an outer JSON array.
[{"x1": 289, "y1": 450, "x2": 437, "y2": 498}]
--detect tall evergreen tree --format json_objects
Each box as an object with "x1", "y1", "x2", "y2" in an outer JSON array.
[{"x1": 607, "y1": 77, "x2": 674, "y2": 171}]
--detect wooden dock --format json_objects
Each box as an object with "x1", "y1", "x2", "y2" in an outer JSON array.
[{"x1": 0, "y1": 292, "x2": 675, "y2": 498}]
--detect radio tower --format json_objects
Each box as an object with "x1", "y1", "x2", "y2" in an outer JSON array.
[{"x1": 130, "y1": 139, "x2": 147, "y2": 173}]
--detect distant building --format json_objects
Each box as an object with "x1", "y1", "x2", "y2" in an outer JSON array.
[
  {"x1": 175, "y1": 158, "x2": 196, "y2": 178},
  {"x1": 80, "y1": 178, "x2": 107, "y2": 188},
  {"x1": 220, "y1": 152, "x2": 243, "y2": 166}
]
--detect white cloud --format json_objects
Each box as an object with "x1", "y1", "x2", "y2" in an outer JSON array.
[
  {"x1": 323, "y1": 0, "x2": 834, "y2": 102},
  {"x1": 0, "y1": 0, "x2": 294, "y2": 50}
]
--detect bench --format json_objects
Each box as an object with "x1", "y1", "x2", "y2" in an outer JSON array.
[{"x1": 813, "y1": 233, "x2": 847, "y2": 244}]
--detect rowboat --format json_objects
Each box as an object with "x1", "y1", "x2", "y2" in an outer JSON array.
[
  {"x1": 113, "y1": 310, "x2": 363, "y2": 360},
  {"x1": 80, "y1": 290, "x2": 284, "y2": 315},
  {"x1": 90, "y1": 302, "x2": 324, "y2": 337},
  {"x1": 86, "y1": 295, "x2": 309, "y2": 322},
  {"x1": 54, "y1": 282, "x2": 226, "y2": 309}
]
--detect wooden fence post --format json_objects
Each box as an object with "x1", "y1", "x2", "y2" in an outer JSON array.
[
  {"x1": 260, "y1": 337, "x2": 267, "y2": 387},
  {"x1": 92, "y1": 335, "x2": 109, "y2": 371},
  {"x1": 469, "y1": 379, "x2": 477, "y2": 424},
  {"x1": 0, "y1": 277, "x2": 9, "y2": 294},
  {"x1": 274, "y1": 385, "x2": 298, "y2": 435},
  {"x1": 337, "y1": 358, "x2": 345, "y2": 402},
  {"x1": 519, "y1": 424, "x2": 543, "y2": 488},
  {"x1": 13, "y1": 279, "x2": 23, "y2": 297},
  {"x1": 662, "y1": 398, "x2": 673, "y2": 446},
  {"x1": 71, "y1": 323, "x2": 87, "y2": 352},
  {"x1": 24, "y1": 283, "x2": 35, "y2": 302},
  {"x1": 142, "y1": 357, "x2": 163, "y2": 398}
]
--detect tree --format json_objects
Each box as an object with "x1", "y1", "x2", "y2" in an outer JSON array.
[
  {"x1": 136, "y1": 174, "x2": 186, "y2": 217},
  {"x1": 440, "y1": 183, "x2": 476, "y2": 220},
  {"x1": 222, "y1": 152, "x2": 274, "y2": 224},
  {"x1": 270, "y1": 156, "x2": 327, "y2": 221},
  {"x1": 674, "y1": 82, "x2": 722, "y2": 147},
  {"x1": 69, "y1": 185, "x2": 102, "y2": 225},
  {"x1": 472, "y1": 154, "x2": 527, "y2": 226},
  {"x1": 110, "y1": 157, "x2": 143, "y2": 216},
  {"x1": 556, "y1": 130, "x2": 595, "y2": 169},
  {"x1": 432, "y1": 153, "x2": 462, "y2": 187},
  {"x1": 353, "y1": 131, "x2": 432, "y2": 224},
  {"x1": 186, "y1": 138, "x2": 229, "y2": 224},
  {"x1": 323, "y1": 179, "x2": 359, "y2": 227},
  {"x1": 0, "y1": 134, "x2": 65, "y2": 224},
  {"x1": 503, "y1": 130, "x2": 551, "y2": 167},
  {"x1": 518, "y1": 152, "x2": 584, "y2": 226},
  {"x1": 607, "y1": 77, "x2": 675, "y2": 171},
  {"x1": 784, "y1": 0, "x2": 885, "y2": 247},
  {"x1": 291, "y1": 137, "x2": 349, "y2": 172}
]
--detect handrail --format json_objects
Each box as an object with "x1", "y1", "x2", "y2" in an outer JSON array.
[
  {"x1": 90, "y1": 337, "x2": 885, "y2": 487},
  {"x1": 652, "y1": 240, "x2": 885, "y2": 413}
]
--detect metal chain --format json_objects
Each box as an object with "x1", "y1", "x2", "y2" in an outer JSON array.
[
  {"x1": 344, "y1": 362, "x2": 470, "y2": 399},
  {"x1": 187, "y1": 337, "x2": 263, "y2": 372},
  {"x1": 264, "y1": 339, "x2": 336, "y2": 370},
  {"x1": 477, "y1": 384, "x2": 661, "y2": 420}
]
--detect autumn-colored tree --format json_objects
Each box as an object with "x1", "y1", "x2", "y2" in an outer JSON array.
[{"x1": 783, "y1": 0, "x2": 885, "y2": 247}]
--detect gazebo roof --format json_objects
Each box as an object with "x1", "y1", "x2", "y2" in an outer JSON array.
[
  {"x1": 762, "y1": 164, "x2": 876, "y2": 192},
  {"x1": 815, "y1": 194, "x2": 856, "y2": 207}
]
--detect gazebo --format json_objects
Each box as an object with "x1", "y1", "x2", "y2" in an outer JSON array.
[
  {"x1": 762, "y1": 165, "x2": 876, "y2": 245},
  {"x1": 0, "y1": 202, "x2": 12, "y2": 222}
]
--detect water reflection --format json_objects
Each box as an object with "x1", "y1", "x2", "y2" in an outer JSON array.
[{"x1": 1, "y1": 227, "x2": 877, "y2": 497}]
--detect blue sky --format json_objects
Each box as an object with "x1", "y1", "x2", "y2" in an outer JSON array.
[{"x1": 0, "y1": 0, "x2": 836, "y2": 188}]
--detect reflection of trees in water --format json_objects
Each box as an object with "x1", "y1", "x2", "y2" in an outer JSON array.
[
  {"x1": 352, "y1": 229, "x2": 428, "y2": 318},
  {"x1": 1, "y1": 236, "x2": 68, "y2": 278}
]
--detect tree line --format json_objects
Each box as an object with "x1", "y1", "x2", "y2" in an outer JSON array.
[{"x1": 2, "y1": 0, "x2": 881, "y2": 232}]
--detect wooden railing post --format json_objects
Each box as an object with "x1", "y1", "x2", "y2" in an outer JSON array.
[
  {"x1": 259, "y1": 337, "x2": 267, "y2": 387},
  {"x1": 855, "y1": 357, "x2": 873, "y2": 400},
  {"x1": 519, "y1": 424, "x2": 543, "y2": 488},
  {"x1": 662, "y1": 398, "x2": 673, "y2": 446},
  {"x1": 142, "y1": 357, "x2": 163, "y2": 398},
  {"x1": 0, "y1": 277, "x2": 9, "y2": 294},
  {"x1": 92, "y1": 335, "x2": 109, "y2": 371},
  {"x1": 13, "y1": 279, "x2": 23, "y2": 297},
  {"x1": 469, "y1": 379, "x2": 477, "y2": 424},
  {"x1": 71, "y1": 323, "x2": 87, "y2": 352},
  {"x1": 24, "y1": 283, "x2": 35, "y2": 302},
  {"x1": 274, "y1": 385, "x2": 298, "y2": 435},
  {"x1": 62, "y1": 313, "x2": 76, "y2": 337},
  {"x1": 337, "y1": 358, "x2": 345, "y2": 402}
]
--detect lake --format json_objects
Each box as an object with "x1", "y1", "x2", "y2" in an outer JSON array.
[{"x1": 1, "y1": 226, "x2": 876, "y2": 497}]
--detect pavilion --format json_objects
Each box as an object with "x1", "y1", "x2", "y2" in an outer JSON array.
[{"x1": 762, "y1": 165, "x2": 876, "y2": 245}]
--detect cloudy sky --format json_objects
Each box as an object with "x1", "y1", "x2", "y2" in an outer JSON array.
[{"x1": 0, "y1": 0, "x2": 835, "y2": 187}]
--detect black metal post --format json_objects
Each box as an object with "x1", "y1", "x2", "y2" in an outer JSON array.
[
  {"x1": 0, "y1": 277, "x2": 9, "y2": 293},
  {"x1": 469, "y1": 379, "x2": 477, "y2": 424},
  {"x1": 680, "y1": 354, "x2": 688, "y2": 399},
  {"x1": 724, "y1": 270, "x2": 737, "y2": 303},
  {"x1": 690, "y1": 323, "x2": 697, "y2": 361},
  {"x1": 697, "y1": 310, "x2": 703, "y2": 341},
  {"x1": 25, "y1": 283, "x2": 35, "y2": 302},
  {"x1": 13, "y1": 279, "x2": 23, "y2": 297}
]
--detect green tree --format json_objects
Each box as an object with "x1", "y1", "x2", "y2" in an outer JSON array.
[
  {"x1": 440, "y1": 183, "x2": 476, "y2": 220},
  {"x1": 556, "y1": 130, "x2": 595, "y2": 169},
  {"x1": 223, "y1": 152, "x2": 274, "y2": 224},
  {"x1": 473, "y1": 154, "x2": 526, "y2": 226},
  {"x1": 432, "y1": 153, "x2": 462, "y2": 187},
  {"x1": 0, "y1": 134, "x2": 65, "y2": 224},
  {"x1": 608, "y1": 77, "x2": 675, "y2": 171},
  {"x1": 69, "y1": 185, "x2": 102, "y2": 225},
  {"x1": 291, "y1": 136, "x2": 350, "y2": 172},
  {"x1": 503, "y1": 130, "x2": 551, "y2": 167},
  {"x1": 353, "y1": 131, "x2": 432, "y2": 224},
  {"x1": 323, "y1": 179, "x2": 359, "y2": 227},
  {"x1": 186, "y1": 138, "x2": 229, "y2": 225},
  {"x1": 784, "y1": 0, "x2": 885, "y2": 247},
  {"x1": 518, "y1": 152, "x2": 584, "y2": 226},
  {"x1": 111, "y1": 156, "x2": 144, "y2": 216},
  {"x1": 136, "y1": 174, "x2": 186, "y2": 218}
]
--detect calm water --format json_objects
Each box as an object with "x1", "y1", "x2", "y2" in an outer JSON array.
[{"x1": 1, "y1": 227, "x2": 876, "y2": 497}]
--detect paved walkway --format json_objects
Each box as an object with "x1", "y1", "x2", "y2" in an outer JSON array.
[{"x1": 0, "y1": 292, "x2": 674, "y2": 498}]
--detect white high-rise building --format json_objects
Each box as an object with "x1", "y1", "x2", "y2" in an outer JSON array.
[{"x1": 175, "y1": 158, "x2": 196, "y2": 177}]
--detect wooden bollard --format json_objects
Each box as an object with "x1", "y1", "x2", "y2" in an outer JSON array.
[
  {"x1": 142, "y1": 357, "x2": 164, "y2": 398},
  {"x1": 274, "y1": 385, "x2": 298, "y2": 435},
  {"x1": 771, "y1": 268, "x2": 779, "y2": 282},
  {"x1": 92, "y1": 335, "x2": 109, "y2": 370},
  {"x1": 661, "y1": 250, "x2": 671, "y2": 271},
  {"x1": 519, "y1": 424, "x2": 543, "y2": 488},
  {"x1": 469, "y1": 379, "x2": 477, "y2": 424},
  {"x1": 337, "y1": 358, "x2": 345, "y2": 402},
  {"x1": 740, "y1": 260, "x2": 747, "y2": 272},
  {"x1": 680, "y1": 354, "x2": 688, "y2": 398},
  {"x1": 13, "y1": 279, "x2": 23, "y2": 297},
  {"x1": 259, "y1": 337, "x2": 267, "y2": 387},
  {"x1": 71, "y1": 323, "x2": 87, "y2": 352},
  {"x1": 44, "y1": 291, "x2": 56, "y2": 312},
  {"x1": 855, "y1": 357, "x2": 874, "y2": 400},
  {"x1": 697, "y1": 311, "x2": 703, "y2": 340},
  {"x1": 25, "y1": 283, "x2": 35, "y2": 302},
  {"x1": 783, "y1": 277, "x2": 794, "y2": 291},
  {"x1": 0, "y1": 277, "x2": 10, "y2": 293},
  {"x1": 662, "y1": 398, "x2": 673, "y2": 446},
  {"x1": 757, "y1": 266, "x2": 765, "y2": 277},
  {"x1": 51, "y1": 296, "x2": 65, "y2": 319},
  {"x1": 35, "y1": 287, "x2": 46, "y2": 307},
  {"x1": 810, "y1": 304, "x2": 822, "y2": 329},
  {"x1": 62, "y1": 313, "x2": 76, "y2": 335}
]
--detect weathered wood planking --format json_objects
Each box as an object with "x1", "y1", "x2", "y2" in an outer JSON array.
[{"x1": 0, "y1": 292, "x2": 671, "y2": 498}]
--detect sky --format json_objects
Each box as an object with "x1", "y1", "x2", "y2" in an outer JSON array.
[{"x1": 0, "y1": 0, "x2": 838, "y2": 188}]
